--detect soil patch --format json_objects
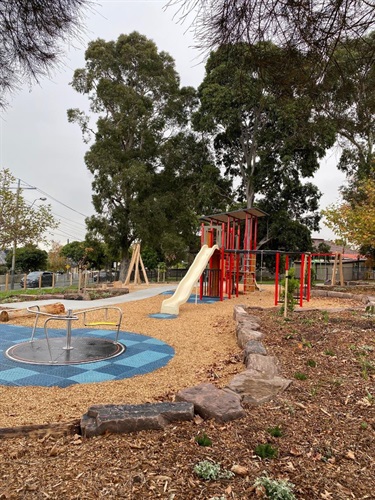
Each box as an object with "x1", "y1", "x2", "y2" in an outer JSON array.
[{"x1": 0, "y1": 285, "x2": 374, "y2": 498}]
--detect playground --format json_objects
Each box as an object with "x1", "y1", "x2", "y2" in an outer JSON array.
[
  {"x1": 0, "y1": 203, "x2": 374, "y2": 496},
  {"x1": 0, "y1": 282, "x2": 374, "y2": 498}
]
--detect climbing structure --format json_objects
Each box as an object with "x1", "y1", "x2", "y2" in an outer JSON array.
[{"x1": 199, "y1": 208, "x2": 267, "y2": 300}]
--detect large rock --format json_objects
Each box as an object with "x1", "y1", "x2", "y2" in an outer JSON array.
[
  {"x1": 243, "y1": 340, "x2": 268, "y2": 360},
  {"x1": 176, "y1": 383, "x2": 245, "y2": 422},
  {"x1": 233, "y1": 305, "x2": 247, "y2": 321},
  {"x1": 236, "y1": 326, "x2": 263, "y2": 348},
  {"x1": 245, "y1": 353, "x2": 279, "y2": 376},
  {"x1": 81, "y1": 402, "x2": 194, "y2": 438},
  {"x1": 227, "y1": 370, "x2": 292, "y2": 405}
]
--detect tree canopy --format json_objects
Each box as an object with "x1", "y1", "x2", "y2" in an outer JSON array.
[
  {"x1": 320, "y1": 32, "x2": 375, "y2": 192},
  {"x1": 69, "y1": 32, "x2": 229, "y2": 276},
  {"x1": 0, "y1": 0, "x2": 88, "y2": 107},
  {"x1": 0, "y1": 169, "x2": 57, "y2": 250},
  {"x1": 322, "y1": 177, "x2": 375, "y2": 251},
  {"x1": 5, "y1": 244, "x2": 48, "y2": 273},
  {"x1": 193, "y1": 42, "x2": 335, "y2": 247}
]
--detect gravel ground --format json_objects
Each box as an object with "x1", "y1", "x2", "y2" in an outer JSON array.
[{"x1": 0, "y1": 284, "x2": 362, "y2": 428}]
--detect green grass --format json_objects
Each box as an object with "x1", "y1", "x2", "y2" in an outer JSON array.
[{"x1": 0, "y1": 286, "x2": 78, "y2": 302}]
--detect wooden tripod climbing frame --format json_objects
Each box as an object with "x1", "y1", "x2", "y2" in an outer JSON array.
[{"x1": 124, "y1": 244, "x2": 149, "y2": 286}]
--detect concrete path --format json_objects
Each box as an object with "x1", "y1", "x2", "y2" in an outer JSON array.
[{"x1": 3, "y1": 285, "x2": 177, "y2": 311}]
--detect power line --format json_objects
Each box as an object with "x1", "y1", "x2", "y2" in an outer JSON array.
[{"x1": 20, "y1": 178, "x2": 90, "y2": 218}]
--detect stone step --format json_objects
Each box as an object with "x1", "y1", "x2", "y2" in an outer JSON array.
[{"x1": 81, "y1": 402, "x2": 194, "y2": 438}]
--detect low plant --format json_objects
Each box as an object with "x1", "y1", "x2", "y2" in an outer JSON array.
[
  {"x1": 254, "y1": 443, "x2": 278, "y2": 459},
  {"x1": 306, "y1": 359, "x2": 316, "y2": 368},
  {"x1": 280, "y1": 268, "x2": 299, "y2": 314},
  {"x1": 302, "y1": 338, "x2": 312, "y2": 348},
  {"x1": 321, "y1": 310, "x2": 330, "y2": 323},
  {"x1": 358, "y1": 356, "x2": 375, "y2": 380},
  {"x1": 294, "y1": 372, "x2": 308, "y2": 380},
  {"x1": 195, "y1": 432, "x2": 212, "y2": 447},
  {"x1": 267, "y1": 425, "x2": 283, "y2": 438},
  {"x1": 366, "y1": 391, "x2": 374, "y2": 404},
  {"x1": 193, "y1": 460, "x2": 234, "y2": 480},
  {"x1": 324, "y1": 349, "x2": 335, "y2": 356},
  {"x1": 254, "y1": 473, "x2": 296, "y2": 499}
]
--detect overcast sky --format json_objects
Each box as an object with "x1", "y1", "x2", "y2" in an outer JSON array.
[{"x1": 0, "y1": 0, "x2": 346, "y2": 247}]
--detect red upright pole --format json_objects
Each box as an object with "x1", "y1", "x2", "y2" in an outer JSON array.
[
  {"x1": 220, "y1": 222, "x2": 225, "y2": 301},
  {"x1": 235, "y1": 223, "x2": 240, "y2": 297},
  {"x1": 200, "y1": 223, "x2": 205, "y2": 299},
  {"x1": 275, "y1": 252, "x2": 280, "y2": 305},
  {"x1": 200, "y1": 223, "x2": 205, "y2": 246},
  {"x1": 306, "y1": 254, "x2": 311, "y2": 302},
  {"x1": 299, "y1": 254, "x2": 305, "y2": 307}
]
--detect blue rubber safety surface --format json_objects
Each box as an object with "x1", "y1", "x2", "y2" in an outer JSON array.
[
  {"x1": 149, "y1": 313, "x2": 178, "y2": 319},
  {"x1": 0, "y1": 325, "x2": 174, "y2": 388},
  {"x1": 161, "y1": 291, "x2": 222, "y2": 304}
]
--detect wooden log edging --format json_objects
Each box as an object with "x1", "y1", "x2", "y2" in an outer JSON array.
[
  {"x1": 0, "y1": 303, "x2": 66, "y2": 322},
  {"x1": 0, "y1": 420, "x2": 80, "y2": 439}
]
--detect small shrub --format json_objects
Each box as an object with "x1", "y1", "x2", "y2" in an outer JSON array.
[
  {"x1": 294, "y1": 372, "x2": 308, "y2": 380},
  {"x1": 321, "y1": 310, "x2": 329, "y2": 323},
  {"x1": 267, "y1": 425, "x2": 283, "y2": 438},
  {"x1": 193, "y1": 460, "x2": 234, "y2": 480},
  {"x1": 306, "y1": 359, "x2": 316, "y2": 368},
  {"x1": 254, "y1": 443, "x2": 278, "y2": 459},
  {"x1": 195, "y1": 432, "x2": 212, "y2": 447},
  {"x1": 324, "y1": 349, "x2": 335, "y2": 356},
  {"x1": 280, "y1": 268, "x2": 299, "y2": 314},
  {"x1": 254, "y1": 474, "x2": 296, "y2": 499}
]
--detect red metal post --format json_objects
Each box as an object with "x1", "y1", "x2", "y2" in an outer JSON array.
[
  {"x1": 306, "y1": 254, "x2": 312, "y2": 301},
  {"x1": 299, "y1": 253, "x2": 305, "y2": 307},
  {"x1": 236, "y1": 222, "x2": 240, "y2": 297},
  {"x1": 200, "y1": 223, "x2": 205, "y2": 246},
  {"x1": 220, "y1": 223, "x2": 225, "y2": 301}
]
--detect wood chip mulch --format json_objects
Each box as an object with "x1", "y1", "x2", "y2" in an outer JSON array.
[{"x1": 0, "y1": 285, "x2": 374, "y2": 499}]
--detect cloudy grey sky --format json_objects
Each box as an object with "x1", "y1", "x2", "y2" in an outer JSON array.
[{"x1": 0, "y1": 0, "x2": 345, "y2": 247}]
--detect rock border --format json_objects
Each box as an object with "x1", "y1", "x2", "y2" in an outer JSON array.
[{"x1": 80, "y1": 304, "x2": 292, "y2": 436}]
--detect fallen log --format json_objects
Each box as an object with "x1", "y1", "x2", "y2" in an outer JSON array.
[
  {"x1": 0, "y1": 420, "x2": 80, "y2": 439},
  {"x1": 0, "y1": 302, "x2": 66, "y2": 322}
]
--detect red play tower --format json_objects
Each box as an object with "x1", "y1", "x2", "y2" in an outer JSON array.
[{"x1": 199, "y1": 208, "x2": 267, "y2": 301}]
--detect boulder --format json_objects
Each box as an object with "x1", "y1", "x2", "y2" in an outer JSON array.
[
  {"x1": 245, "y1": 353, "x2": 279, "y2": 376},
  {"x1": 236, "y1": 326, "x2": 263, "y2": 349},
  {"x1": 243, "y1": 340, "x2": 267, "y2": 360},
  {"x1": 227, "y1": 370, "x2": 292, "y2": 405},
  {"x1": 176, "y1": 383, "x2": 245, "y2": 422}
]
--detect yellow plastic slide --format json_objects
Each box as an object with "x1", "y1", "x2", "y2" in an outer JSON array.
[{"x1": 160, "y1": 244, "x2": 219, "y2": 316}]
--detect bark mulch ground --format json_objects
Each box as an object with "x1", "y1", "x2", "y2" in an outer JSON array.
[{"x1": 0, "y1": 285, "x2": 374, "y2": 499}]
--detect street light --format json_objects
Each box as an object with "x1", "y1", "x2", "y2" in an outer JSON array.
[
  {"x1": 29, "y1": 197, "x2": 47, "y2": 208},
  {"x1": 9, "y1": 182, "x2": 46, "y2": 289}
]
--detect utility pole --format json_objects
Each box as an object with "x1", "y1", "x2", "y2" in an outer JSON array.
[
  {"x1": 10, "y1": 179, "x2": 21, "y2": 290},
  {"x1": 10, "y1": 179, "x2": 37, "y2": 290}
]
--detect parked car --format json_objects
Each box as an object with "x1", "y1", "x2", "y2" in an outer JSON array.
[
  {"x1": 93, "y1": 271, "x2": 113, "y2": 283},
  {"x1": 20, "y1": 271, "x2": 54, "y2": 288}
]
